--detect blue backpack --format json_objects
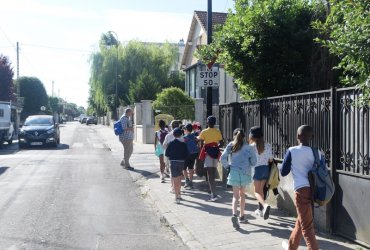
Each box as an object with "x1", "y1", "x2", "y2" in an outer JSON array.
[
  {"x1": 114, "y1": 120, "x2": 123, "y2": 135},
  {"x1": 308, "y1": 148, "x2": 335, "y2": 206},
  {"x1": 184, "y1": 134, "x2": 199, "y2": 154}
]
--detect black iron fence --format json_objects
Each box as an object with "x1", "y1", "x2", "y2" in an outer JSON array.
[{"x1": 219, "y1": 86, "x2": 370, "y2": 245}]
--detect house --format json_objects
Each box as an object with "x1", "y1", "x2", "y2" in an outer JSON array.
[{"x1": 181, "y1": 10, "x2": 243, "y2": 105}]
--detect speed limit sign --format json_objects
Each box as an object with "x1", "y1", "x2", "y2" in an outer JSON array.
[{"x1": 197, "y1": 67, "x2": 220, "y2": 87}]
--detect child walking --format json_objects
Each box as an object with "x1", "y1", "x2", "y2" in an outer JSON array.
[
  {"x1": 198, "y1": 116, "x2": 223, "y2": 201},
  {"x1": 154, "y1": 120, "x2": 168, "y2": 183},
  {"x1": 280, "y1": 125, "x2": 319, "y2": 250},
  {"x1": 249, "y1": 126, "x2": 273, "y2": 220},
  {"x1": 183, "y1": 123, "x2": 199, "y2": 189},
  {"x1": 165, "y1": 128, "x2": 189, "y2": 204},
  {"x1": 220, "y1": 129, "x2": 257, "y2": 229}
]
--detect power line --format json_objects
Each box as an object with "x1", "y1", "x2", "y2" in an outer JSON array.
[
  {"x1": 21, "y1": 43, "x2": 93, "y2": 53},
  {"x1": 0, "y1": 26, "x2": 16, "y2": 49}
]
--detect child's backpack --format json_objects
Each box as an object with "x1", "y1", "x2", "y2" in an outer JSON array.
[
  {"x1": 184, "y1": 134, "x2": 199, "y2": 154},
  {"x1": 308, "y1": 148, "x2": 335, "y2": 206},
  {"x1": 159, "y1": 129, "x2": 168, "y2": 144},
  {"x1": 114, "y1": 120, "x2": 123, "y2": 135}
]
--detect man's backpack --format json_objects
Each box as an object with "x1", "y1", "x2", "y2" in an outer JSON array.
[
  {"x1": 114, "y1": 120, "x2": 123, "y2": 135},
  {"x1": 159, "y1": 129, "x2": 168, "y2": 144},
  {"x1": 308, "y1": 148, "x2": 335, "y2": 206}
]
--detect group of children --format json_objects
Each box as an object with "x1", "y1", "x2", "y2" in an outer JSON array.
[{"x1": 155, "y1": 116, "x2": 320, "y2": 250}]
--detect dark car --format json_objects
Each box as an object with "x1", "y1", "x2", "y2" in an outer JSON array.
[
  {"x1": 18, "y1": 115, "x2": 60, "y2": 148},
  {"x1": 80, "y1": 117, "x2": 87, "y2": 124},
  {"x1": 86, "y1": 116, "x2": 98, "y2": 125}
]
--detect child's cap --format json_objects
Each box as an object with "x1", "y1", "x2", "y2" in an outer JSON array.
[{"x1": 173, "y1": 128, "x2": 182, "y2": 137}]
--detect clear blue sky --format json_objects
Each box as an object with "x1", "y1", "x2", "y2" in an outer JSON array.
[{"x1": 0, "y1": 0, "x2": 234, "y2": 108}]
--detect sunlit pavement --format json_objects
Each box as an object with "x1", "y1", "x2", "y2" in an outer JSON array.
[{"x1": 97, "y1": 123, "x2": 359, "y2": 250}]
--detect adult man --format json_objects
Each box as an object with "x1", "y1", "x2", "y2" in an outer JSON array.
[{"x1": 119, "y1": 108, "x2": 134, "y2": 170}]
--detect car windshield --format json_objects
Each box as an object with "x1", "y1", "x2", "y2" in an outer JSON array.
[{"x1": 24, "y1": 117, "x2": 53, "y2": 126}]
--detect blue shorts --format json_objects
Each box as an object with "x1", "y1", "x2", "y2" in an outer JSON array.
[
  {"x1": 227, "y1": 168, "x2": 252, "y2": 187},
  {"x1": 170, "y1": 160, "x2": 184, "y2": 178},
  {"x1": 253, "y1": 165, "x2": 270, "y2": 181}
]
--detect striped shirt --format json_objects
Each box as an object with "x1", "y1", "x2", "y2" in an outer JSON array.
[{"x1": 118, "y1": 115, "x2": 134, "y2": 141}]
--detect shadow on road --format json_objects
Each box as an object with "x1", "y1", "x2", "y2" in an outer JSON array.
[{"x1": 0, "y1": 166, "x2": 9, "y2": 176}]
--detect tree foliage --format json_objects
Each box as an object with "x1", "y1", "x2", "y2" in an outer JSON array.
[
  {"x1": 88, "y1": 34, "x2": 182, "y2": 117},
  {"x1": 198, "y1": 0, "x2": 328, "y2": 99},
  {"x1": 17, "y1": 77, "x2": 48, "y2": 120},
  {"x1": 0, "y1": 54, "x2": 16, "y2": 102},
  {"x1": 313, "y1": 0, "x2": 370, "y2": 102},
  {"x1": 153, "y1": 87, "x2": 195, "y2": 120}
]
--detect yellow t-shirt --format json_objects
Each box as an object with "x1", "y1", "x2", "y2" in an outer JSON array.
[{"x1": 198, "y1": 128, "x2": 222, "y2": 144}]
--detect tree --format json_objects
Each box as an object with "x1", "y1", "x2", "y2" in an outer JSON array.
[
  {"x1": 153, "y1": 87, "x2": 195, "y2": 120},
  {"x1": 88, "y1": 36, "x2": 181, "y2": 117},
  {"x1": 313, "y1": 0, "x2": 370, "y2": 102},
  {"x1": 128, "y1": 70, "x2": 161, "y2": 103},
  {"x1": 198, "y1": 0, "x2": 328, "y2": 99},
  {"x1": 17, "y1": 77, "x2": 48, "y2": 120},
  {"x1": 0, "y1": 55, "x2": 16, "y2": 102}
]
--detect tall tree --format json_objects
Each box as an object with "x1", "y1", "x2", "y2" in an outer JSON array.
[
  {"x1": 198, "y1": 0, "x2": 328, "y2": 99},
  {"x1": 314, "y1": 0, "x2": 370, "y2": 102},
  {"x1": 88, "y1": 36, "x2": 181, "y2": 117},
  {"x1": 0, "y1": 55, "x2": 16, "y2": 102},
  {"x1": 17, "y1": 77, "x2": 48, "y2": 120}
]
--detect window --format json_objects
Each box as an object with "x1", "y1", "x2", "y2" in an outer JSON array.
[{"x1": 0, "y1": 109, "x2": 4, "y2": 117}]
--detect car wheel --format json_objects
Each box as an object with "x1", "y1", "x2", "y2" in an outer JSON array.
[
  {"x1": 19, "y1": 143, "x2": 26, "y2": 149},
  {"x1": 7, "y1": 140, "x2": 12, "y2": 145}
]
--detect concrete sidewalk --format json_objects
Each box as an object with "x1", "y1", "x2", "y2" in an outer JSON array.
[{"x1": 97, "y1": 124, "x2": 360, "y2": 250}]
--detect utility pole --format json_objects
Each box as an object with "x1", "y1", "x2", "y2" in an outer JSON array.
[
  {"x1": 206, "y1": 0, "x2": 213, "y2": 117},
  {"x1": 52, "y1": 81, "x2": 55, "y2": 97},
  {"x1": 16, "y1": 42, "x2": 20, "y2": 98}
]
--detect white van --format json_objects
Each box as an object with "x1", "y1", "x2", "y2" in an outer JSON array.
[{"x1": 0, "y1": 101, "x2": 21, "y2": 145}]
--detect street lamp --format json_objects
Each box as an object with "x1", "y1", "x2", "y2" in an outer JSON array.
[{"x1": 108, "y1": 31, "x2": 119, "y2": 120}]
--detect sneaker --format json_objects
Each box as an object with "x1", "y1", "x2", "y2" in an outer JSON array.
[
  {"x1": 263, "y1": 204, "x2": 271, "y2": 220},
  {"x1": 184, "y1": 178, "x2": 190, "y2": 188},
  {"x1": 254, "y1": 209, "x2": 263, "y2": 217},
  {"x1": 208, "y1": 195, "x2": 220, "y2": 202},
  {"x1": 124, "y1": 166, "x2": 134, "y2": 170},
  {"x1": 188, "y1": 180, "x2": 193, "y2": 189},
  {"x1": 120, "y1": 160, "x2": 125, "y2": 166},
  {"x1": 175, "y1": 198, "x2": 181, "y2": 204},
  {"x1": 160, "y1": 177, "x2": 165, "y2": 183},
  {"x1": 231, "y1": 215, "x2": 240, "y2": 229},
  {"x1": 239, "y1": 215, "x2": 247, "y2": 223},
  {"x1": 281, "y1": 241, "x2": 289, "y2": 250},
  {"x1": 169, "y1": 188, "x2": 175, "y2": 194}
]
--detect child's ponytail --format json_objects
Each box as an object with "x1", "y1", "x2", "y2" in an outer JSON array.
[{"x1": 232, "y1": 129, "x2": 245, "y2": 153}]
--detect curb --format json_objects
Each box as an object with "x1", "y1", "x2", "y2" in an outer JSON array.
[{"x1": 140, "y1": 180, "x2": 205, "y2": 250}]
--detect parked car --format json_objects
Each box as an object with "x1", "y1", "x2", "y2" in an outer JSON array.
[
  {"x1": 80, "y1": 117, "x2": 88, "y2": 124},
  {"x1": 18, "y1": 115, "x2": 60, "y2": 148},
  {"x1": 86, "y1": 116, "x2": 98, "y2": 125}
]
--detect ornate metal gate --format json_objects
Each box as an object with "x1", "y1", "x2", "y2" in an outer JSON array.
[{"x1": 219, "y1": 87, "x2": 370, "y2": 246}]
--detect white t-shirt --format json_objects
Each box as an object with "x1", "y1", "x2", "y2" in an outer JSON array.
[
  {"x1": 281, "y1": 145, "x2": 322, "y2": 191},
  {"x1": 252, "y1": 143, "x2": 273, "y2": 167},
  {"x1": 162, "y1": 131, "x2": 183, "y2": 150}
]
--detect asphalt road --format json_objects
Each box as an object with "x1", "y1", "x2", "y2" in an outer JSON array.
[{"x1": 0, "y1": 122, "x2": 186, "y2": 250}]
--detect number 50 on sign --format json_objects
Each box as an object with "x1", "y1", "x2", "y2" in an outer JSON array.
[{"x1": 197, "y1": 68, "x2": 220, "y2": 87}]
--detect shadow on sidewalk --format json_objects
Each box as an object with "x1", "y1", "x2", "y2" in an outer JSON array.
[{"x1": 130, "y1": 168, "x2": 160, "y2": 179}]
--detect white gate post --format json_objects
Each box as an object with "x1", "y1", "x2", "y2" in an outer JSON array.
[
  {"x1": 141, "y1": 100, "x2": 154, "y2": 144},
  {"x1": 194, "y1": 98, "x2": 204, "y2": 128}
]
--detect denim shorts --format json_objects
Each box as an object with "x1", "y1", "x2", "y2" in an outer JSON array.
[
  {"x1": 253, "y1": 165, "x2": 270, "y2": 181},
  {"x1": 227, "y1": 168, "x2": 252, "y2": 187},
  {"x1": 170, "y1": 160, "x2": 184, "y2": 178}
]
